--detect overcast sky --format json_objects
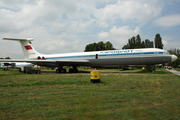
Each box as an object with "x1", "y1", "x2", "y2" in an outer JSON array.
[{"x1": 0, "y1": 0, "x2": 180, "y2": 58}]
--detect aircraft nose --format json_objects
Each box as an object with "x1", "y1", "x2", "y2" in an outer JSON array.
[{"x1": 171, "y1": 55, "x2": 178, "y2": 62}]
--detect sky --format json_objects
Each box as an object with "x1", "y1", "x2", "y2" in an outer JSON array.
[{"x1": 0, "y1": 0, "x2": 180, "y2": 59}]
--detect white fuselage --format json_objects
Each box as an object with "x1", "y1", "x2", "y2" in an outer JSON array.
[
  {"x1": 1, "y1": 38, "x2": 178, "y2": 68},
  {"x1": 28, "y1": 48, "x2": 176, "y2": 67}
]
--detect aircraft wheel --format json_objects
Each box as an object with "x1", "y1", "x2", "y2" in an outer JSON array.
[
  {"x1": 61, "y1": 69, "x2": 66, "y2": 73},
  {"x1": 74, "y1": 69, "x2": 78, "y2": 73},
  {"x1": 63, "y1": 69, "x2": 66, "y2": 73},
  {"x1": 69, "y1": 69, "x2": 73, "y2": 73},
  {"x1": 56, "y1": 69, "x2": 61, "y2": 73}
]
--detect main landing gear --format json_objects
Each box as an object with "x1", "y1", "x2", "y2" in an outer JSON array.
[
  {"x1": 69, "y1": 66, "x2": 78, "y2": 73},
  {"x1": 56, "y1": 67, "x2": 78, "y2": 73},
  {"x1": 69, "y1": 68, "x2": 78, "y2": 73},
  {"x1": 56, "y1": 68, "x2": 67, "y2": 73}
]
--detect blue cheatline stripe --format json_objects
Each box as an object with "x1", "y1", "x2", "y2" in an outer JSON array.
[
  {"x1": 45, "y1": 52, "x2": 163, "y2": 60},
  {"x1": 144, "y1": 52, "x2": 154, "y2": 54}
]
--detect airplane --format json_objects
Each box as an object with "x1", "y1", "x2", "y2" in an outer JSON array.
[
  {"x1": 0, "y1": 62, "x2": 32, "y2": 71},
  {"x1": 0, "y1": 38, "x2": 178, "y2": 73}
]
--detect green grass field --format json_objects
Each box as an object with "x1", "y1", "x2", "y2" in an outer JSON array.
[
  {"x1": 174, "y1": 68, "x2": 180, "y2": 71},
  {"x1": 0, "y1": 68, "x2": 180, "y2": 120},
  {"x1": 43, "y1": 67, "x2": 171, "y2": 74}
]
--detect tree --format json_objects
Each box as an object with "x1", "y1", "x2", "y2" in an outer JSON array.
[
  {"x1": 5, "y1": 57, "x2": 11, "y2": 59},
  {"x1": 105, "y1": 41, "x2": 115, "y2": 50},
  {"x1": 154, "y1": 33, "x2": 163, "y2": 49},
  {"x1": 92, "y1": 43, "x2": 98, "y2": 51},
  {"x1": 84, "y1": 45, "x2": 90, "y2": 52},
  {"x1": 84, "y1": 43, "x2": 97, "y2": 52},
  {"x1": 144, "y1": 39, "x2": 154, "y2": 48},
  {"x1": 141, "y1": 41, "x2": 145, "y2": 48},
  {"x1": 131, "y1": 36, "x2": 136, "y2": 48},
  {"x1": 128, "y1": 39, "x2": 133, "y2": 49},
  {"x1": 135, "y1": 34, "x2": 141, "y2": 48},
  {"x1": 97, "y1": 41, "x2": 105, "y2": 51},
  {"x1": 122, "y1": 34, "x2": 154, "y2": 49},
  {"x1": 84, "y1": 41, "x2": 115, "y2": 52},
  {"x1": 122, "y1": 44, "x2": 129, "y2": 49}
]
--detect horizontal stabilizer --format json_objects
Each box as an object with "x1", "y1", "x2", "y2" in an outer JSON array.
[{"x1": 3, "y1": 38, "x2": 34, "y2": 41}]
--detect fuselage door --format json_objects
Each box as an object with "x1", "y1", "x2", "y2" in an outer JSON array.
[{"x1": 96, "y1": 54, "x2": 98, "y2": 59}]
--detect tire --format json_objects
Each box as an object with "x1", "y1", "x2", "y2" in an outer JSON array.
[
  {"x1": 63, "y1": 69, "x2": 66, "y2": 73},
  {"x1": 69, "y1": 69, "x2": 73, "y2": 73},
  {"x1": 74, "y1": 69, "x2": 78, "y2": 73},
  {"x1": 56, "y1": 69, "x2": 59, "y2": 73}
]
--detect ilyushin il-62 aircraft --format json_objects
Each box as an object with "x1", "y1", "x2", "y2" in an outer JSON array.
[{"x1": 0, "y1": 38, "x2": 178, "y2": 73}]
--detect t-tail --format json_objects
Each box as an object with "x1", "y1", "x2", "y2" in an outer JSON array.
[{"x1": 3, "y1": 38, "x2": 42, "y2": 59}]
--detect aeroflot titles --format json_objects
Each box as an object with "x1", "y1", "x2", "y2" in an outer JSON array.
[{"x1": 100, "y1": 50, "x2": 136, "y2": 54}]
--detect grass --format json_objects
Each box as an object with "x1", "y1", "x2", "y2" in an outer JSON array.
[
  {"x1": 42, "y1": 67, "x2": 171, "y2": 74},
  {"x1": 0, "y1": 68, "x2": 180, "y2": 120},
  {"x1": 88, "y1": 67, "x2": 170, "y2": 74},
  {"x1": 174, "y1": 68, "x2": 180, "y2": 71}
]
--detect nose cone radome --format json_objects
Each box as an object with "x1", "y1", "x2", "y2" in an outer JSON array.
[{"x1": 171, "y1": 55, "x2": 178, "y2": 62}]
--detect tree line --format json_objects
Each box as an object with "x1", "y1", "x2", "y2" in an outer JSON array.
[
  {"x1": 122, "y1": 34, "x2": 163, "y2": 49},
  {"x1": 0, "y1": 57, "x2": 11, "y2": 59},
  {"x1": 84, "y1": 33, "x2": 163, "y2": 52},
  {"x1": 84, "y1": 41, "x2": 115, "y2": 52}
]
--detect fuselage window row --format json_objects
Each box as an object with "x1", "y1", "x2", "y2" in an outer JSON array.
[{"x1": 46, "y1": 52, "x2": 163, "y2": 60}]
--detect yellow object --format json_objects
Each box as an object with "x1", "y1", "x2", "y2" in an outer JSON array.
[
  {"x1": 142, "y1": 67, "x2": 145, "y2": 70},
  {"x1": 91, "y1": 69, "x2": 100, "y2": 83}
]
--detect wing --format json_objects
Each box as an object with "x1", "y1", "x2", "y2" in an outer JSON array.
[{"x1": 0, "y1": 59, "x2": 90, "y2": 67}]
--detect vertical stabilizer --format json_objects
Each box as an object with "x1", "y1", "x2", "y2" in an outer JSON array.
[{"x1": 3, "y1": 38, "x2": 41, "y2": 59}]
